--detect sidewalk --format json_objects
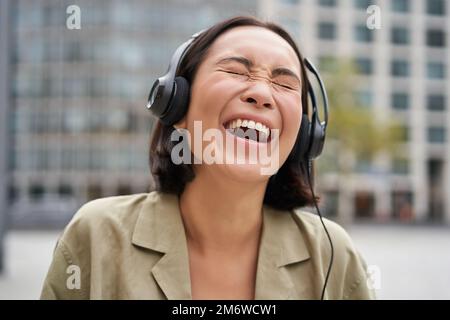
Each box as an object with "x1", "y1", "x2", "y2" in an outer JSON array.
[
  {"x1": 0, "y1": 230, "x2": 61, "y2": 300},
  {"x1": 347, "y1": 224, "x2": 450, "y2": 299}
]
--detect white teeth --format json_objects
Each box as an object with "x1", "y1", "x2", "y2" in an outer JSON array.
[{"x1": 225, "y1": 118, "x2": 271, "y2": 139}]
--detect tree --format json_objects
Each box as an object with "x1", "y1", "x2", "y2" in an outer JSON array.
[{"x1": 315, "y1": 58, "x2": 404, "y2": 224}]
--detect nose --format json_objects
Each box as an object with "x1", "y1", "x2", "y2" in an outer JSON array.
[{"x1": 240, "y1": 78, "x2": 275, "y2": 109}]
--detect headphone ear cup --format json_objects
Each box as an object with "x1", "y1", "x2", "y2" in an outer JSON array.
[
  {"x1": 289, "y1": 114, "x2": 311, "y2": 163},
  {"x1": 160, "y1": 76, "x2": 190, "y2": 126},
  {"x1": 298, "y1": 114, "x2": 311, "y2": 160},
  {"x1": 308, "y1": 113, "x2": 326, "y2": 159}
]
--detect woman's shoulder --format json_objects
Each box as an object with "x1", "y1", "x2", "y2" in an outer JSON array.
[
  {"x1": 58, "y1": 191, "x2": 163, "y2": 248},
  {"x1": 291, "y1": 208, "x2": 355, "y2": 249},
  {"x1": 291, "y1": 208, "x2": 375, "y2": 299},
  {"x1": 41, "y1": 191, "x2": 166, "y2": 299},
  {"x1": 68, "y1": 193, "x2": 148, "y2": 227}
]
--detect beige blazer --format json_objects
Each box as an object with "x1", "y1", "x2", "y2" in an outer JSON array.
[{"x1": 40, "y1": 191, "x2": 376, "y2": 300}]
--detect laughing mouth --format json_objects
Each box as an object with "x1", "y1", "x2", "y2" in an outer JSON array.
[{"x1": 224, "y1": 118, "x2": 271, "y2": 143}]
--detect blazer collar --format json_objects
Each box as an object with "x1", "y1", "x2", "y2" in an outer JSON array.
[{"x1": 131, "y1": 191, "x2": 310, "y2": 300}]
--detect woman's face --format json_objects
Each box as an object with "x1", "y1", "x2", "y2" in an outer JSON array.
[{"x1": 175, "y1": 26, "x2": 303, "y2": 183}]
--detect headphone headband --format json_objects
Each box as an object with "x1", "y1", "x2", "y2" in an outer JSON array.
[{"x1": 146, "y1": 30, "x2": 329, "y2": 162}]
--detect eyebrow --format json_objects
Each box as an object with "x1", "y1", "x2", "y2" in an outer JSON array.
[{"x1": 215, "y1": 56, "x2": 302, "y2": 85}]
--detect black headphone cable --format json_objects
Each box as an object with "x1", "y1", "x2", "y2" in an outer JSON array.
[{"x1": 306, "y1": 159, "x2": 334, "y2": 300}]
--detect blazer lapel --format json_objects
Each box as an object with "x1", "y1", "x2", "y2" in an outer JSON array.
[
  {"x1": 254, "y1": 205, "x2": 311, "y2": 299},
  {"x1": 132, "y1": 192, "x2": 192, "y2": 299},
  {"x1": 131, "y1": 191, "x2": 312, "y2": 300}
]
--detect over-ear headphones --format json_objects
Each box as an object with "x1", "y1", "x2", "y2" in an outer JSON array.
[{"x1": 146, "y1": 30, "x2": 329, "y2": 164}]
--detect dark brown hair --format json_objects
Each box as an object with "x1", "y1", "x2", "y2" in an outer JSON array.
[{"x1": 149, "y1": 15, "x2": 318, "y2": 211}]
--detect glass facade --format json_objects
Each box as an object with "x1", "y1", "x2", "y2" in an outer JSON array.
[
  {"x1": 7, "y1": 0, "x2": 258, "y2": 224},
  {"x1": 2, "y1": 0, "x2": 450, "y2": 226}
]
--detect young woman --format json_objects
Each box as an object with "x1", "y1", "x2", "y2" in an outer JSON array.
[{"x1": 41, "y1": 16, "x2": 375, "y2": 300}]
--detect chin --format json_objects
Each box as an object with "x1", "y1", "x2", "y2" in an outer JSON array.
[{"x1": 220, "y1": 162, "x2": 277, "y2": 183}]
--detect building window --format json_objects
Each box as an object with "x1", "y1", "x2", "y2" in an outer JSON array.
[
  {"x1": 319, "y1": 0, "x2": 337, "y2": 7},
  {"x1": 8, "y1": 184, "x2": 19, "y2": 204},
  {"x1": 354, "y1": 0, "x2": 372, "y2": 10},
  {"x1": 106, "y1": 109, "x2": 130, "y2": 132},
  {"x1": 318, "y1": 22, "x2": 336, "y2": 40},
  {"x1": 354, "y1": 25, "x2": 373, "y2": 42},
  {"x1": 58, "y1": 184, "x2": 73, "y2": 197},
  {"x1": 29, "y1": 184, "x2": 45, "y2": 200},
  {"x1": 355, "y1": 157, "x2": 372, "y2": 173},
  {"x1": 427, "y1": 94, "x2": 446, "y2": 111},
  {"x1": 391, "y1": 191, "x2": 414, "y2": 221},
  {"x1": 117, "y1": 184, "x2": 132, "y2": 196},
  {"x1": 392, "y1": 92, "x2": 409, "y2": 110},
  {"x1": 280, "y1": 0, "x2": 300, "y2": 5},
  {"x1": 87, "y1": 184, "x2": 102, "y2": 201},
  {"x1": 426, "y1": 0, "x2": 446, "y2": 15},
  {"x1": 354, "y1": 57, "x2": 373, "y2": 75},
  {"x1": 323, "y1": 191, "x2": 339, "y2": 217},
  {"x1": 61, "y1": 148, "x2": 75, "y2": 170},
  {"x1": 354, "y1": 90, "x2": 373, "y2": 107},
  {"x1": 63, "y1": 109, "x2": 88, "y2": 133},
  {"x1": 391, "y1": 60, "x2": 410, "y2": 77},
  {"x1": 426, "y1": 29, "x2": 446, "y2": 47},
  {"x1": 9, "y1": 146, "x2": 17, "y2": 171},
  {"x1": 391, "y1": 0, "x2": 410, "y2": 12},
  {"x1": 354, "y1": 191, "x2": 375, "y2": 218},
  {"x1": 427, "y1": 62, "x2": 446, "y2": 79},
  {"x1": 391, "y1": 158, "x2": 409, "y2": 175},
  {"x1": 64, "y1": 41, "x2": 81, "y2": 62},
  {"x1": 391, "y1": 27, "x2": 410, "y2": 45},
  {"x1": 89, "y1": 150, "x2": 104, "y2": 170},
  {"x1": 428, "y1": 127, "x2": 446, "y2": 143}
]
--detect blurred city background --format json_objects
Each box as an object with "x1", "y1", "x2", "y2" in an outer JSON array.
[{"x1": 0, "y1": 0, "x2": 449, "y2": 299}]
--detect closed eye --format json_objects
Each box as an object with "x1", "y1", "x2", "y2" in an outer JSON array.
[
  {"x1": 219, "y1": 69, "x2": 297, "y2": 90},
  {"x1": 273, "y1": 81, "x2": 296, "y2": 90},
  {"x1": 222, "y1": 70, "x2": 247, "y2": 76}
]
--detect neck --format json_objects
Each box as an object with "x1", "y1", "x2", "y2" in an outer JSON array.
[{"x1": 179, "y1": 167, "x2": 267, "y2": 255}]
